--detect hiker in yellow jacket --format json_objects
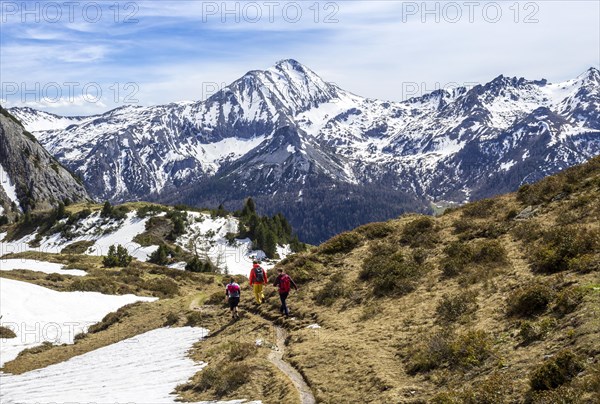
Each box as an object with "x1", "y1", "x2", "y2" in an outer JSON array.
[{"x1": 249, "y1": 260, "x2": 268, "y2": 304}]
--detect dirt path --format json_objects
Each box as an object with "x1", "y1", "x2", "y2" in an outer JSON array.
[{"x1": 268, "y1": 325, "x2": 316, "y2": 404}]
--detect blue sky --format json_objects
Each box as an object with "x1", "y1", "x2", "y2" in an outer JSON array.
[{"x1": 1, "y1": 0, "x2": 599, "y2": 115}]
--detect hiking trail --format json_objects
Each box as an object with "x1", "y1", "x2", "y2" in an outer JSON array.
[{"x1": 268, "y1": 325, "x2": 316, "y2": 404}]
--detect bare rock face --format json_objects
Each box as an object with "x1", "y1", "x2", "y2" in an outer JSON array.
[{"x1": 0, "y1": 107, "x2": 90, "y2": 218}]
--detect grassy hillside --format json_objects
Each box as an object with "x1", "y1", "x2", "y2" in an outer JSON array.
[
  {"x1": 2, "y1": 157, "x2": 598, "y2": 403},
  {"x1": 248, "y1": 155, "x2": 600, "y2": 403}
]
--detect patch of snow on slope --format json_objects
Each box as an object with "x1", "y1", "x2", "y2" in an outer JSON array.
[
  {"x1": 0, "y1": 278, "x2": 156, "y2": 366},
  {"x1": 0, "y1": 259, "x2": 86, "y2": 276},
  {"x1": 0, "y1": 163, "x2": 19, "y2": 208},
  {"x1": 0, "y1": 327, "x2": 259, "y2": 403}
]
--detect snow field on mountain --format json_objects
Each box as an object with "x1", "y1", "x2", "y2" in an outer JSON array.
[
  {"x1": 0, "y1": 163, "x2": 19, "y2": 213},
  {"x1": 0, "y1": 207, "x2": 288, "y2": 275},
  {"x1": 0, "y1": 259, "x2": 86, "y2": 276},
  {"x1": 0, "y1": 278, "x2": 157, "y2": 366}
]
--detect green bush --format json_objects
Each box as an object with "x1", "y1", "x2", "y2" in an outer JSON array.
[
  {"x1": 461, "y1": 199, "x2": 496, "y2": 218},
  {"x1": 511, "y1": 221, "x2": 542, "y2": 242},
  {"x1": 61, "y1": 240, "x2": 94, "y2": 254},
  {"x1": 164, "y1": 312, "x2": 179, "y2": 326},
  {"x1": 193, "y1": 363, "x2": 252, "y2": 396},
  {"x1": 507, "y1": 283, "x2": 555, "y2": 317},
  {"x1": 360, "y1": 243, "x2": 423, "y2": 296},
  {"x1": 530, "y1": 226, "x2": 600, "y2": 274},
  {"x1": 356, "y1": 221, "x2": 394, "y2": 240},
  {"x1": 0, "y1": 325, "x2": 17, "y2": 338},
  {"x1": 439, "y1": 242, "x2": 473, "y2": 277},
  {"x1": 436, "y1": 290, "x2": 479, "y2": 323},
  {"x1": 400, "y1": 216, "x2": 438, "y2": 247},
  {"x1": 87, "y1": 304, "x2": 133, "y2": 334},
  {"x1": 472, "y1": 240, "x2": 507, "y2": 265},
  {"x1": 518, "y1": 317, "x2": 557, "y2": 344},
  {"x1": 530, "y1": 386, "x2": 582, "y2": 404},
  {"x1": 227, "y1": 341, "x2": 257, "y2": 361},
  {"x1": 45, "y1": 273, "x2": 65, "y2": 282},
  {"x1": 314, "y1": 272, "x2": 347, "y2": 306},
  {"x1": 432, "y1": 373, "x2": 513, "y2": 404},
  {"x1": 319, "y1": 231, "x2": 363, "y2": 254},
  {"x1": 530, "y1": 350, "x2": 584, "y2": 391},
  {"x1": 102, "y1": 244, "x2": 133, "y2": 267},
  {"x1": 517, "y1": 176, "x2": 568, "y2": 206},
  {"x1": 145, "y1": 277, "x2": 179, "y2": 298},
  {"x1": 553, "y1": 286, "x2": 586, "y2": 316},
  {"x1": 568, "y1": 254, "x2": 600, "y2": 273},
  {"x1": 148, "y1": 244, "x2": 171, "y2": 265},
  {"x1": 407, "y1": 329, "x2": 494, "y2": 373},
  {"x1": 185, "y1": 257, "x2": 214, "y2": 273}
]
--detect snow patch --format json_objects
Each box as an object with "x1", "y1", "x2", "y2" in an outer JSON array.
[
  {"x1": 0, "y1": 278, "x2": 156, "y2": 366},
  {"x1": 0, "y1": 259, "x2": 86, "y2": 276}
]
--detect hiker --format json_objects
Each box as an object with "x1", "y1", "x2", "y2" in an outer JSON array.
[
  {"x1": 273, "y1": 268, "x2": 298, "y2": 318},
  {"x1": 249, "y1": 260, "x2": 268, "y2": 304},
  {"x1": 225, "y1": 277, "x2": 241, "y2": 320}
]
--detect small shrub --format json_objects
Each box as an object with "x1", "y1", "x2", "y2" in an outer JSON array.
[
  {"x1": 193, "y1": 363, "x2": 252, "y2": 396},
  {"x1": 356, "y1": 221, "x2": 394, "y2": 240},
  {"x1": 145, "y1": 277, "x2": 179, "y2": 298},
  {"x1": 507, "y1": 283, "x2": 555, "y2": 317},
  {"x1": 530, "y1": 226, "x2": 600, "y2": 274},
  {"x1": 553, "y1": 286, "x2": 586, "y2": 316},
  {"x1": 530, "y1": 386, "x2": 582, "y2": 404},
  {"x1": 432, "y1": 373, "x2": 514, "y2": 404},
  {"x1": 164, "y1": 312, "x2": 179, "y2": 326},
  {"x1": 436, "y1": 290, "x2": 479, "y2": 323},
  {"x1": 360, "y1": 243, "x2": 423, "y2": 296},
  {"x1": 529, "y1": 350, "x2": 584, "y2": 391},
  {"x1": 401, "y1": 216, "x2": 438, "y2": 248},
  {"x1": 0, "y1": 325, "x2": 17, "y2": 338},
  {"x1": 16, "y1": 341, "x2": 54, "y2": 358},
  {"x1": 45, "y1": 273, "x2": 65, "y2": 282},
  {"x1": 511, "y1": 221, "x2": 542, "y2": 243},
  {"x1": 439, "y1": 242, "x2": 473, "y2": 277},
  {"x1": 568, "y1": 254, "x2": 600, "y2": 273},
  {"x1": 314, "y1": 272, "x2": 346, "y2": 306},
  {"x1": 472, "y1": 240, "x2": 507, "y2": 265},
  {"x1": 87, "y1": 306, "x2": 131, "y2": 334},
  {"x1": 407, "y1": 329, "x2": 494, "y2": 373},
  {"x1": 462, "y1": 199, "x2": 496, "y2": 218},
  {"x1": 61, "y1": 240, "x2": 94, "y2": 254},
  {"x1": 227, "y1": 341, "x2": 257, "y2": 361},
  {"x1": 319, "y1": 231, "x2": 363, "y2": 254},
  {"x1": 518, "y1": 318, "x2": 557, "y2": 344}
]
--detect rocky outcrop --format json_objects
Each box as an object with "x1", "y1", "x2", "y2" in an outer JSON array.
[{"x1": 0, "y1": 107, "x2": 90, "y2": 218}]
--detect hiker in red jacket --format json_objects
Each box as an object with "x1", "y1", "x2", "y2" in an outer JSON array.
[
  {"x1": 225, "y1": 277, "x2": 241, "y2": 320},
  {"x1": 273, "y1": 268, "x2": 298, "y2": 317},
  {"x1": 249, "y1": 260, "x2": 268, "y2": 304}
]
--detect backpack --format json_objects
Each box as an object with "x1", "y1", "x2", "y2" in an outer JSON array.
[
  {"x1": 279, "y1": 274, "x2": 291, "y2": 293},
  {"x1": 227, "y1": 283, "x2": 240, "y2": 298},
  {"x1": 254, "y1": 267, "x2": 264, "y2": 283}
]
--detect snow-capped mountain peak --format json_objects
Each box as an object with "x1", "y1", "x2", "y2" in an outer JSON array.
[{"x1": 7, "y1": 62, "x2": 600, "y2": 242}]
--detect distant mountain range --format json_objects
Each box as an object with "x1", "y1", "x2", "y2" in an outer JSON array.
[{"x1": 8, "y1": 60, "x2": 600, "y2": 243}]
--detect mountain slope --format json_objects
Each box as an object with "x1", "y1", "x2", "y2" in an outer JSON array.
[
  {"x1": 245, "y1": 156, "x2": 599, "y2": 403},
  {"x1": 0, "y1": 106, "x2": 90, "y2": 217},
  {"x1": 9, "y1": 62, "x2": 600, "y2": 242}
]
